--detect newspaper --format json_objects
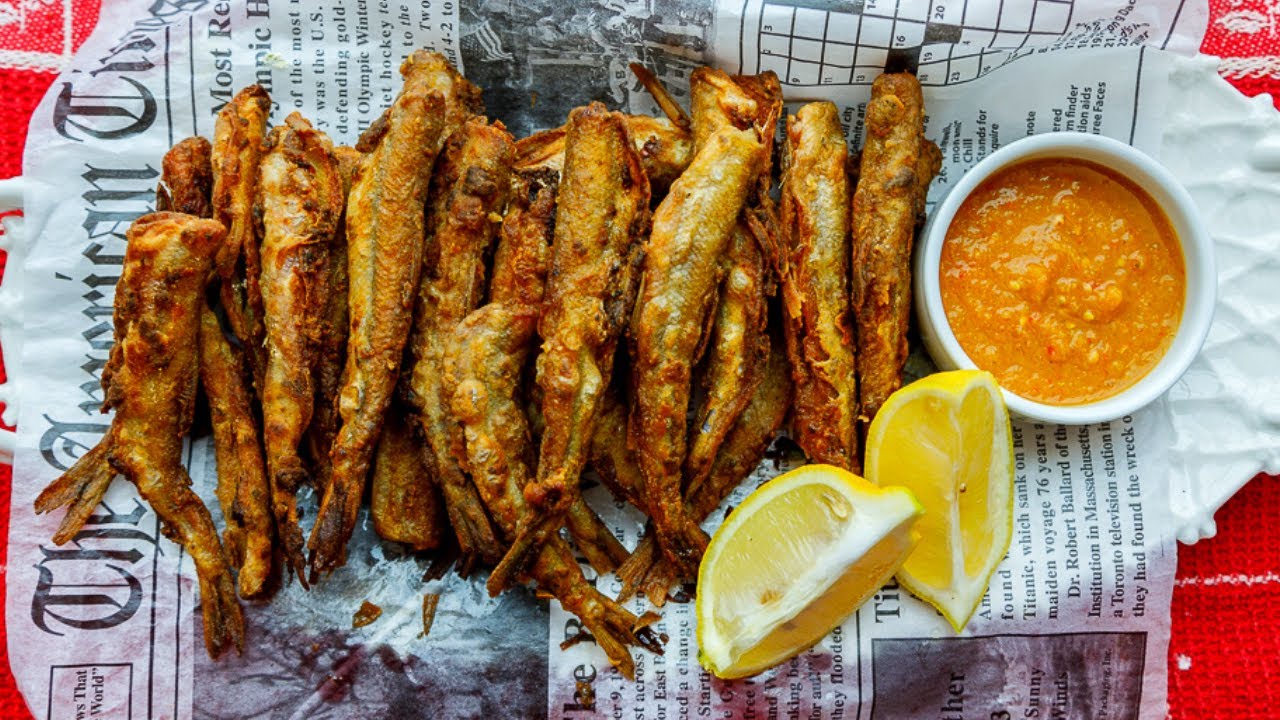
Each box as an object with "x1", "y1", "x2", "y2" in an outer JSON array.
[{"x1": 6, "y1": 0, "x2": 1208, "y2": 717}]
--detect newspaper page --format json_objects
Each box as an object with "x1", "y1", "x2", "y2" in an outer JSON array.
[{"x1": 6, "y1": 0, "x2": 1204, "y2": 717}]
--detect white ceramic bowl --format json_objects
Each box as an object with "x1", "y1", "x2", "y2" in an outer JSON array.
[{"x1": 914, "y1": 132, "x2": 1216, "y2": 425}]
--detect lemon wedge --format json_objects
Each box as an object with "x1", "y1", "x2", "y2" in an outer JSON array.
[
  {"x1": 695, "y1": 465, "x2": 922, "y2": 679},
  {"x1": 865, "y1": 369, "x2": 1014, "y2": 632}
]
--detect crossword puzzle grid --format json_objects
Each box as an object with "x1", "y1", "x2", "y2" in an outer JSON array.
[{"x1": 755, "y1": 0, "x2": 1074, "y2": 86}]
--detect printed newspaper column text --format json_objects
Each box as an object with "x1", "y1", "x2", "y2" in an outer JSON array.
[
  {"x1": 1009, "y1": 417, "x2": 1149, "y2": 623},
  {"x1": 47, "y1": 664, "x2": 134, "y2": 720}
]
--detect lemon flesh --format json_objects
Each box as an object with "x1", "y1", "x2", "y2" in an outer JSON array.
[
  {"x1": 865, "y1": 370, "x2": 1014, "y2": 632},
  {"x1": 696, "y1": 465, "x2": 922, "y2": 679}
]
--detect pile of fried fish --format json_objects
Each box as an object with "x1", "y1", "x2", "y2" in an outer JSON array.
[{"x1": 34, "y1": 50, "x2": 940, "y2": 677}]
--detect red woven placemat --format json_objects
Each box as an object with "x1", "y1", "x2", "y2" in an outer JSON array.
[{"x1": 0, "y1": 2, "x2": 1277, "y2": 718}]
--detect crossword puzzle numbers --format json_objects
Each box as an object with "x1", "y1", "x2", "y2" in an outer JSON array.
[{"x1": 753, "y1": 0, "x2": 1073, "y2": 86}]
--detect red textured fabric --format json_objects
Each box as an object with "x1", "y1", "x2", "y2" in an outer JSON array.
[
  {"x1": 0, "y1": 2, "x2": 1278, "y2": 719},
  {"x1": 1170, "y1": 476, "x2": 1280, "y2": 717},
  {"x1": 1201, "y1": 0, "x2": 1280, "y2": 108}
]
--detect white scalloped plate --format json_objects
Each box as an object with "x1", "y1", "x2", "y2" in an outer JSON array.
[
  {"x1": 1154, "y1": 55, "x2": 1280, "y2": 543},
  {"x1": 2, "y1": 55, "x2": 1277, "y2": 545}
]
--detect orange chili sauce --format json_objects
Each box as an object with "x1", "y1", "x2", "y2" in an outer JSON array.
[{"x1": 940, "y1": 157, "x2": 1185, "y2": 405}]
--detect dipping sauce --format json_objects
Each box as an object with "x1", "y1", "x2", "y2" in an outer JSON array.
[{"x1": 940, "y1": 157, "x2": 1185, "y2": 405}]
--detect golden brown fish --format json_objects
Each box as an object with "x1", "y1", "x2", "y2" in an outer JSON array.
[
  {"x1": 306, "y1": 145, "x2": 362, "y2": 494},
  {"x1": 257, "y1": 112, "x2": 345, "y2": 582},
  {"x1": 404, "y1": 117, "x2": 514, "y2": 569},
  {"x1": 152, "y1": 127, "x2": 275, "y2": 598},
  {"x1": 629, "y1": 69, "x2": 767, "y2": 574},
  {"x1": 307, "y1": 53, "x2": 454, "y2": 577},
  {"x1": 495, "y1": 103, "x2": 648, "y2": 585},
  {"x1": 780, "y1": 101, "x2": 860, "y2": 472},
  {"x1": 445, "y1": 205, "x2": 663, "y2": 674},
  {"x1": 211, "y1": 85, "x2": 271, "y2": 390},
  {"x1": 851, "y1": 73, "x2": 940, "y2": 426},
  {"x1": 156, "y1": 136, "x2": 214, "y2": 217},
  {"x1": 684, "y1": 224, "x2": 770, "y2": 490},
  {"x1": 619, "y1": 336, "x2": 791, "y2": 605},
  {"x1": 681, "y1": 71, "x2": 781, "y2": 496},
  {"x1": 197, "y1": 305, "x2": 275, "y2": 598},
  {"x1": 39, "y1": 213, "x2": 243, "y2": 658}
]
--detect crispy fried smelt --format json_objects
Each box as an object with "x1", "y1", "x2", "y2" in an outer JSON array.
[
  {"x1": 445, "y1": 178, "x2": 551, "y2": 580},
  {"x1": 497, "y1": 103, "x2": 649, "y2": 584},
  {"x1": 157, "y1": 136, "x2": 214, "y2": 217},
  {"x1": 780, "y1": 101, "x2": 860, "y2": 472},
  {"x1": 629, "y1": 122, "x2": 765, "y2": 575},
  {"x1": 405, "y1": 118, "x2": 513, "y2": 568},
  {"x1": 306, "y1": 145, "x2": 361, "y2": 494},
  {"x1": 496, "y1": 181, "x2": 629, "y2": 575},
  {"x1": 34, "y1": 136, "x2": 222, "y2": 545},
  {"x1": 514, "y1": 115, "x2": 692, "y2": 192},
  {"x1": 617, "y1": 340, "x2": 791, "y2": 605},
  {"x1": 307, "y1": 53, "x2": 452, "y2": 577},
  {"x1": 683, "y1": 70, "x2": 780, "y2": 499},
  {"x1": 446, "y1": 296, "x2": 663, "y2": 679},
  {"x1": 257, "y1": 113, "x2": 345, "y2": 582},
  {"x1": 198, "y1": 305, "x2": 275, "y2": 598},
  {"x1": 852, "y1": 73, "x2": 940, "y2": 425},
  {"x1": 685, "y1": 224, "x2": 770, "y2": 490},
  {"x1": 212, "y1": 85, "x2": 271, "y2": 389},
  {"x1": 63, "y1": 212, "x2": 242, "y2": 657},
  {"x1": 371, "y1": 407, "x2": 446, "y2": 549},
  {"x1": 152, "y1": 127, "x2": 275, "y2": 598}
]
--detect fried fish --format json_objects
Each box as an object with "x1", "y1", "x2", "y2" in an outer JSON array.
[
  {"x1": 629, "y1": 68, "x2": 768, "y2": 574},
  {"x1": 39, "y1": 213, "x2": 243, "y2": 657},
  {"x1": 307, "y1": 53, "x2": 455, "y2": 576},
  {"x1": 780, "y1": 101, "x2": 860, "y2": 471},
  {"x1": 446, "y1": 197, "x2": 662, "y2": 675},
  {"x1": 404, "y1": 117, "x2": 514, "y2": 569},
  {"x1": 257, "y1": 113, "x2": 345, "y2": 582},
  {"x1": 851, "y1": 73, "x2": 941, "y2": 427},
  {"x1": 211, "y1": 85, "x2": 271, "y2": 391},
  {"x1": 493, "y1": 103, "x2": 648, "y2": 585}
]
